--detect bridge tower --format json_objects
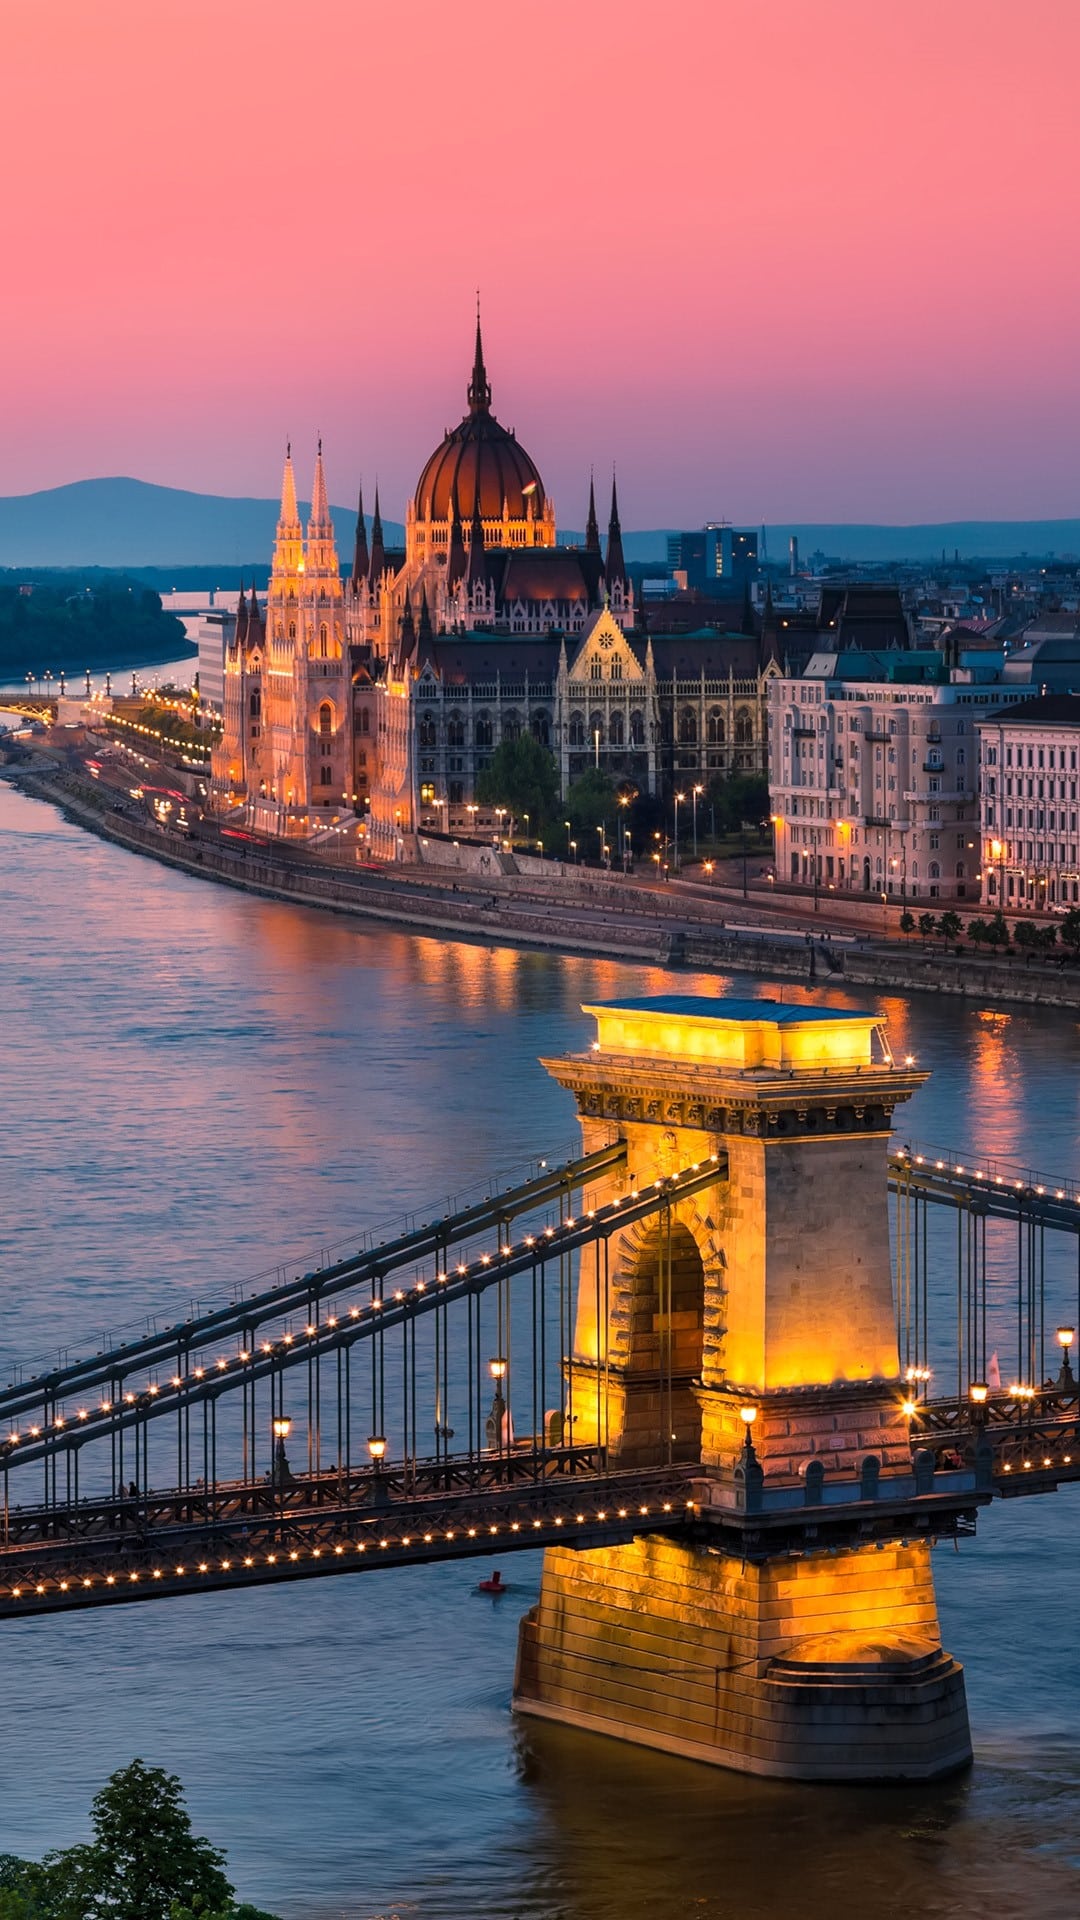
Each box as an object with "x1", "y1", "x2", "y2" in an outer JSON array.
[{"x1": 514, "y1": 995, "x2": 972, "y2": 1780}]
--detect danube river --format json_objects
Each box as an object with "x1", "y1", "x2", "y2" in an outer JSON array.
[{"x1": 1, "y1": 774, "x2": 1079, "y2": 1920}]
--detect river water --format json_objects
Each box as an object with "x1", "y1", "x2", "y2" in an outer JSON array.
[{"x1": 1, "y1": 773, "x2": 1079, "y2": 1919}]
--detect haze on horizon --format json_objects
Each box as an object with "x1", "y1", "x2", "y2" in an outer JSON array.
[{"x1": 3, "y1": 0, "x2": 1077, "y2": 530}]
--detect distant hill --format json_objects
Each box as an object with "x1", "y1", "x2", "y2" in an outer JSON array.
[{"x1": 0, "y1": 478, "x2": 1078, "y2": 570}]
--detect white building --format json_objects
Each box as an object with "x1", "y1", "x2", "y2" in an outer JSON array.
[
  {"x1": 977, "y1": 694, "x2": 1080, "y2": 912},
  {"x1": 768, "y1": 652, "x2": 1028, "y2": 906}
]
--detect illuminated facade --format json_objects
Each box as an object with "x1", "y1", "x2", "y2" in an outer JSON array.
[{"x1": 977, "y1": 693, "x2": 1080, "y2": 911}]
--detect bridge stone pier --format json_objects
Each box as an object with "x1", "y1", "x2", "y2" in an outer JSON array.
[{"x1": 513, "y1": 995, "x2": 972, "y2": 1780}]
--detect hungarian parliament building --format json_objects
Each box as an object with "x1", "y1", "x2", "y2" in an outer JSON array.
[{"x1": 209, "y1": 325, "x2": 775, "y2": 855}]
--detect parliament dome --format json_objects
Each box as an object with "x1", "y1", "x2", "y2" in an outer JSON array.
[{"x1": 414, "y1": 323, "x2": 545, "y2": 525}]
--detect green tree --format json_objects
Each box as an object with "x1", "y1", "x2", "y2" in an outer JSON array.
[
  {"x1": 986, "y1": 909, "x2": 1009, "y2": 949},
  {"x1": 898, "y1": 911, "x2": 916, "y2": 939},
  {"x1": 564, "y1": 767, "x2": 616, "y2": 842},
  {"x1": 918, "y1": 912, "x2": 937, "y2": 943},
  {"x1": 707, "y1": 772, "x2": 769, "y2": 837},
  {"x1": 474, "y1": 734, "x2": 559, "y2": 834},
  {"x1": 966, "y1": 918, "x2": 989, "y2": 950},
  {"x1": 1014, "y1": 920, "x2": 1038, "y2": 957},
  {"x1": 71, "y1": 1759, "x2": 235, "y2": 1920},
  {"x1": 1060, "y1": 906, "x2": 1080, "y2": 952},
  {"x1": 938, "y1": 910, "x2": 962, "y2": 946}
]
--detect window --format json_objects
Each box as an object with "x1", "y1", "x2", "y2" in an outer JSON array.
[
  {"x1": 475, "y1": 715, "x2": 493, "y2": 748},
  {"x1": 504, "y1": 712, "x2": 522, "y2": 741},
  {"x1": 610, "y1": 657, "x2": 622, "y2": 681},
  {"x1": 358, "y1": 707, "x2": 370, "y2": 735},
  {"x1": 320, "y1": 764, "x2": 332, "y2": 786},
  {"x1": 319, "y1": 703, "x2": 332, "y2": 738},
  {"x1": 531, "y1": 711, "x2": 550, "y2": 747},
  {"x1": 590, "y1": 658, "x2": 603, "y2": 681},
  {"x1": 734, "y1": 707, "x2": 753, "y2": 745},
  {"x1": 319, "y1": 623, "x2": 328, "y2": 659},
  {"x1": 609, "y1": 711, "x2": 625, "y2": 747},
  {"x1": 630, "y1": 710, "x2": 645, "y2": 747},
  {"x1": 249, "y1": 691, "x2": 260, "y2": 717},
  {"x1": 707, "y1": 708, "x2": 725, "y2": 745},
  {"x1": 590, "y1": 712, "x2": 605, "y2": 745},
  {"x1": 679, "y1": 707, "x2": 697, "y2": 745},
  {"x1": 419, "y1": 715, "x2": 436, "y2": 748},
  {"x1": 568, "y1": 713, "x2": 585, "y2": 747},
  {"x1": 446, "y1": 718, "x2": 464, "y2": 747}
]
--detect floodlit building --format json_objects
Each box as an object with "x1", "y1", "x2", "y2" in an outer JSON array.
[{"x1": 977, "y1": 693, "x2": 1080, "y2": 911}]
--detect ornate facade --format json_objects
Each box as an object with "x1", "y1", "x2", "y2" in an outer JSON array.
[{"x1": 210, "y1": 323, "x2": 774, "y2": 854}]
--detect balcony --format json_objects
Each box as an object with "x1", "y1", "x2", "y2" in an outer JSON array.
[{"x1": 904, "y1": 788, "x2": 974, "y2": 806}]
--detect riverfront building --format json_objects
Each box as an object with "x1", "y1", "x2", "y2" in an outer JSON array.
[
  {"x1": 209, "y1": 323, "x2": 776, "y2": 850},
  {"x1": 768, "y1": 652, "x2": 1028, "y2": 904},
  {"x1": 976, "y1": 693, "x2": 1080, "y2": 911}
]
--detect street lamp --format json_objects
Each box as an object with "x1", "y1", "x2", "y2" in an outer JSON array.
[
  {"x1": 1056, "y1": 1326, "x2": 1076, "y2": 1388},
  {"x1": 487, "y1": 1358, "x2": 508, "y2": 1463},
  {"x1": 881, "y1": 889, "x2": 888, "y2": 939},
  {"x1": 674, "y1": 791, "x2": 684, "y2": 869},
  {"x1": 570, "y1": 838, "x2": 577, "y2": 863},
  {"x1": 593, "y1": 727, "x2": 601, "y2": 770},
  {"x1": 692, "y1": 783, "x2": 703, "y2": 860},
  {"x1": 565, "y1": 819, "x2": 572, "y2": 857},
  {"x1": 596, "y1": 823, "x2": 605, "y2": 866},
  {"x1": 271, "y1": 1415, "x2": 292, "y2": 1532},
  {"x1": 368, "y1": 1433, "x2": 388, "y2": 1503}
]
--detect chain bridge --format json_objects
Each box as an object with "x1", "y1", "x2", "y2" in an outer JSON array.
[{"x1": 4, "y1": 995, "x2": 1079, "y2": 1782}]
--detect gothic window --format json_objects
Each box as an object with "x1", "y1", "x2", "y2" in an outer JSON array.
[
  {"x1": 419, "y1": 714, "x2": 437, "y2": 748},
  {"x1": 319, "y1": 623, "x2": 328, "y2": 659},
  {"x1": 288, "y1": 621, "x2": 297, "y2": 642},
  {"x1": 568, "y1": 713, "x2": 585, "y2": 748},
  {"x1": 249, "y1": 691, "x2": 260, "y2": 717},
  {"x1": 531, "y1": 711, "x2": 550, "y2": 747},
  {"x1": 929, "y1": 861, "x2": 940, "y2": 880},
  {"x1": 319, "y1": 703, "x2": 333, "y2": 738},
  {"x1": 504, "y1": 712, "x2": 522, "y2": 741},
  {"x1": 590, "y1": 712, "x2": 605, "y2": 746},
  {"x1": 356, "y1": 750, "x2": 367, "y2": 768},
  {"x1": 447, "y1": 718, "x2": 465, "y2": 748},
  {"x1": 707, "y1": 707, "x2": 725, "y2": 745},
  {"x1": 475, "y1": 715, "x2": 493, "y2": 748},
  {"x1": 678, "y1": 707, "x2": 697, "y2": 745},
  {"x1": 358, "y1": 707, "x2": 371, "y2": 735},
  {"x1": 449, "y1": 780, "x2": 464, "y2": 804},
  {"x1": 630, "y1": 710, "x2": 645, "y2": 747},
  {"x1": 609, "y1": 711, "x2": 625, "y2": 747},
  {"x1": 320, "y1": 764, "x2": 333, "y2": 786},
  {"x1": 610, "y1": 656, "x2": 623, "y2": 681},
  {"x1": 734, "y1": 707, "x2": 753, "y2": 745},
  {"x1": 590, "y1": 658, "x2": 603, "y2": 681}
]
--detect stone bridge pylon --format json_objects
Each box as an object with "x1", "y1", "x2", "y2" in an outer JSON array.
[{"x1": 514, "y1": 995, "x2": 972, "y2": 1781}]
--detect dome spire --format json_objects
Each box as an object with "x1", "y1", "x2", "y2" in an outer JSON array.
[{"x1": 468, "y1": 295, "x2": 492, "y2": 414}]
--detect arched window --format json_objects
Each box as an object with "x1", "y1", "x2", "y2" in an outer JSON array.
[
  {"x1": 504, "y1": 711, "x2": 522, "y2": 741},
  {"x1": 475, "y1": 715, "x2": 493, "y2": 748},
  {"x1": 447, "y1": 717, "x2": 465, "y2": 748},
  {"x1": 568, "y1": 713, "x2": 585, "y2": 747},
  {"x1": 419, "y1": 714, "x2": 436, "y2": 748},
  {"x1": 357, "y1": 706, "x2": 370, "y2": 736},
  {"x1": 955, "y1": 862, "x2": 965, "y2": 878},
  {"x1": 707, "y1": 708, "x2": 725, "y2": 744},
  {"x1": 630, "y1": 710, "x2": 645, "y2": 747},
  {"x1": 319, "y1": 703, "x2": 333, "y2": 739},
  {"x1": 319, "y1": 623, "x2": 329, "y2": 659},
  {"x1": 734, "y1": 707, "x2": 753, "y2": 745},
  {"x1": 249, "y1": 691, "x2": 260, "y2": 717},
  {"x1": 590, "y1": 658, "x2": 603, "y2": 681},
  {"x1": 679, "y1": 707, "x2": 697, "y2": 745},
  {"x1": 610, "y1": 656, "x2": 623, "y2": 681},
  {"x1": 590, "y1": 712, "x2": 605, "y2": 746},
  {"x1": 929, "y1": 861, "x2": 940, "y2": 879},
  {"x1": 609, "y1": 711, "x2": 625, "y2": 747},
  {"x1": 288, "y1": 621, "x2": 297, "y2": 642},
  {"x1": 531, "y1": 711, "x2": 550, "y2": 747}
]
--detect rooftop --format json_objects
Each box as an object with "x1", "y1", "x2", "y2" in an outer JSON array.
[{"x1": 587, "y1": 996, "x2": 874, "y2": 1025}]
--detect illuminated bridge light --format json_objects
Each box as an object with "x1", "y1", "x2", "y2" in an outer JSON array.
[
  {"x1": 554, "y1": 1517, "x2": 563, "y2": 1527},
  {"x1": 289, "y1": 1551, "x2": 299, "y2": 1562},
  {"x1": 106, "y1": 1576, "x2": 116, "y2": 1586}
]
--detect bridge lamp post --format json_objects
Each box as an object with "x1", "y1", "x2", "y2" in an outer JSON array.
[
  {"x1": 969, "y1": 1382, "x2": 989, "y2": 1433},
  {"x1": 368, "y1": 1433, "x2": 388, "y2": 1505},
  {"x1": 487, "y1": 1359, "x2": 508, "y2": 1472},
  {"x1": 272, "y1": 1415, "x2": 292, "y2": 1537},
  {"x1": 1056, "y1": 1326, "x2": 1076, "y2": 1389}
]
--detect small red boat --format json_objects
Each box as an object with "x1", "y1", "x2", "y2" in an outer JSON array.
[{"x1": 477, "y1": 1570, "x2": 506, "y2": 1594}]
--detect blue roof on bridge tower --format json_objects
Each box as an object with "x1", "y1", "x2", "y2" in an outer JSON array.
[{"x1": 588, "y1": 996, "x2": 876, "y2": 1024}]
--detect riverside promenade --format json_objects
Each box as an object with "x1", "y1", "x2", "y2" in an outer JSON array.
[{"x1": 5, "y1": 750, "x2": 1080, "y2": 1013}]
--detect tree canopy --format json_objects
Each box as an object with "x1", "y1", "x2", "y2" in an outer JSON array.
[
  {"x1": 564, "y1": 767, "x2": 618, "y2": 841},
  {"x1": 0, "y1": 576, "x2": 188, "y2": 676},
  {"x1": 473, "y1": 733, "x2": 559, "y2": 833},
  {"x1": 0, "y1": 1762, "x2": 277, "y2": 1920}
]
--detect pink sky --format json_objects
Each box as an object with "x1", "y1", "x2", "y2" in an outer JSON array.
[{"x1": 2, "y1": 0, "x2": 1078, "y2": 524}]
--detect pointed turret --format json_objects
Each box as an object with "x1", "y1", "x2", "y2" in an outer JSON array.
[
  {"x1": 585, "y1": 475, "x2": 601, "y2": 554},
  {"x1": 605, "y1": 472, "x2": 626, "y2": 585},
  {"x1": 467, "y1": 304, "x2": 492, "y2": 414},
  {"x1": 309, "y1": 437, "x2": 332, "y2": 533},
  {"x1": 467, "y1": 489, "x2": 486, "y2": 587},
  {"x1": 351, "y1": 484, "x2": 369, "y2": 584},
  {"x1": 368, "y1": 486, "x2": 386, "y2": 584},
  {"x1": 417, "y1": 587, "x2": 434, "y2": 649},
  {"x1": 398, "y1": 592, "x2": 415, "y2": 660},
  {"x1": 447, "y1": 501, "x2": 467, "y2": 589},
  {"x1": 235, "y1": 580, "x2": 249, "y2": 648},
  {"x1": 272, "y1": 442, "x2": 304, "y2": 576},
  {"x1": 247, "y1": 584, "x2": 264, "y2": 649}
]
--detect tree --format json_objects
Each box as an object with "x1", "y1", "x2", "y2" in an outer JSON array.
[
  {"x1": 986, "y1": 909, "x2": 1009, "y2": 950},
  {"x1": 1060, "y1": 906, "x2": 1080, "y2": 953},
  {"x1": 938, "y1": 910, "x2": 962, "y2": 946},
  {"x1": 474, "y1": 734, "x2": 559, "y2": 834},
  {"x1": 918, "y1": 912, "x2": 937, "y2": 943},
  {"x1": 71, "y1": 1759, "x2": 236, "y2": 1920},
  {"x1": 707, "y1": 772, "x2": 769, "y2": 838},
  {"x1": 1014, "y1": 920, "x2": 1039, "y2": 959},
  {"x1": 966, "y1": 918, "x2": 989, "y2": 950},
  {"x1": 898, "y1": 911, "x2": 916, "y2": 940},
  {"x1": 564, "y1": 767, "x2": 617, "y2": 841}
]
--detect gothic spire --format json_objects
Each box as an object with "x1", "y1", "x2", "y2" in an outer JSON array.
[
  {"x1": 585, "y1": 474, "x2": 600, "y2": 554},
  {"x1": 351, "y1": 483, "x2": 369, "y2": 584},
  {"x1": 447, "y1": 501, "x2": 467, "y2": 589},
  {"x1": 398, "y1": 592, "x2": 415, "y2": 659},
  {"x1": 417, "y1": 587, "x2": 433, "y2": 647},
  {"x1": 247, "y1": 583, "x2": 263, "y2": 646},
  {"x1": 368, "y1": 485, "x2": 386, "y2": 584},
  {"x1": 309, "y1": 437, "x2": 331, "y2": 533},
  {"x1": 278, "y1": 442, "x2": 300, "y2": 532},
  {"x1": 235, "y1": 579, "x2": 248, "y2": 646},
  {"x1": 467, "y1": 300, "x2": 492, "y2": 414},
  {"x1": 605, "y1": 471, "x2": 626, "y2": 585},
  {"x1": 467, "y1": 486, "x2": 486, "y2": 586}
]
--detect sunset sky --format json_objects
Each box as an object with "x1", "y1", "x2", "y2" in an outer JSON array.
[{"x1": 3, "y1": 0, "x2": 1078, "y2": 525}]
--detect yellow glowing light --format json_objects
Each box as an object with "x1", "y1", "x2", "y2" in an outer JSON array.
[{"x1": 901, "y1": 1398, "x2": 918, "y2": 1417}]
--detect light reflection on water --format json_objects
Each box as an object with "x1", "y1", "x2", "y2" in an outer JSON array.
[{"x1": 1, "y1": 778, "x2": 1080, "y2": 1918}]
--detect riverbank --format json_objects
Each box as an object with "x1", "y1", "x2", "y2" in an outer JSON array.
[{"x1": 6, "y1": 754, "x2": 1080, "y2": 1009}]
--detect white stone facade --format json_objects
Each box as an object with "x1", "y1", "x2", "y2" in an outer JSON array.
[{"x1": 977, "y1": 697, "x2": 1080, "y2": 911}]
